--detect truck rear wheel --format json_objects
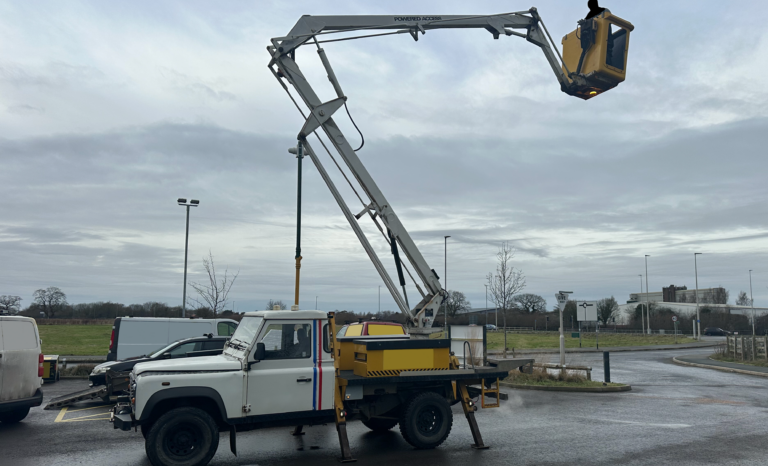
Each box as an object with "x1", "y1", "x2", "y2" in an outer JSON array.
[
  {"x1": 0, "y1": 407, "x2": 30, "y2": 424},
  {"x1": 362, "y1": 417, "x2": 399, "y2": 432},
  {"x1": 145, "y1": 407, "x2": 219, "y2": 466},
  {"x1": 399, "y1": 392, "x2": 452, "y2": 449}
]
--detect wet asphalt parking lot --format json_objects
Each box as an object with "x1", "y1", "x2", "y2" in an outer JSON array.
[{"x1": 1, "y1": 345, "x2": 766, "y2": 466}]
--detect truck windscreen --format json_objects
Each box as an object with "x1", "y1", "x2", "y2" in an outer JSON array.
[{"x1": 229, "y1": 317, "x2": 263, "y2": 346}]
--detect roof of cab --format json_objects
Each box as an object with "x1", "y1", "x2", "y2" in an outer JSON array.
[{"x1": 245, "y1": 310, "x2": 328, "y2": 320}]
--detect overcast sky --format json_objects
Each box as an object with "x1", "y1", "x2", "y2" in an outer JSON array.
[{"x1": 2, "y1": 0, "x2": 768, "y2": 315}]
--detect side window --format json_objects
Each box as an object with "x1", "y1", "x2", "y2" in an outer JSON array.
[
  {"x1": 202, "y1": 340, "x2": 225, "y2": 351},
  {"x1": 218, "y1": 322, "x2": 236, "y2": 336},
  {"x1": 323, "y1": 324, "x2": 330, "y2": 354},
  {"x1": 167, "y1": 342, "x2": 200, "y2": 358},
  {"x1": 259, "y1": 323, "x2": 312, "y2": 360}
]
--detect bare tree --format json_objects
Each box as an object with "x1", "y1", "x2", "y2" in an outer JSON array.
[
  {"x1": 445, "y1": 290, "x2": 472, "y2": 318},
  {"x1": 188, "y1": 251, "x2": 239, "y2": 319},
  {"x1": 486, "y1": 242, "x2": 526, "y2": 356},
  {"x1": 512, "y1": 293, "x2": 547, "y2": 313},
  {"x1": 736, "y1": 291, "x2": 752, "y2": 306},
  {"x1": 0, "y1": 295, "x2": 22, "y2": 315},
  {"x1": 266, "y1": 300, "x2": 287, "y2": 310},
  {"x1": 597, "y1": 296, "x2": 619, "y2": 325},
  {"x1": 33, "y1": 287, "x2": 67, "y2": 318}
]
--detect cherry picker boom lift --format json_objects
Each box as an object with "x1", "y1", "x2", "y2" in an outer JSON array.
[
  {"x1": 108, "y1": 9, "x2": 635, "y2": 465},
  {"x1": 268, "y1": 7, "x2": 634, "y2": 334}
]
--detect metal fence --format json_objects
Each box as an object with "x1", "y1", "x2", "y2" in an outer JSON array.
[{"x1": 726, "y1": 335, "x2": 768, "y2": 361}]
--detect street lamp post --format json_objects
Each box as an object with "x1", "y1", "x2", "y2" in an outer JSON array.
[
  {"x1": 378, "y1": 285, "x2": 381, "y2": 313},
  {"x1": 750, "y1": 270, "x2": 755, "y2": 336},
  {"x1": 316, "y1": 296, "x2": 318, "y2": 310},
  {"x1": 645, "y1": 255, "x2": 651, "y2": 335},
  {"x1": 177, "y1": 198, "x2": 199, "y2": 318},
  {"x1": 694, "y1": 253, "x2": 702, "y2": 341},
  {"x1": 638, "y1": 274, "x2": 644, "y2": 334},
  {"x1": 444, "y1": 235, "x2": 450, "y2": 327},
  {"x1": 485, "y1": 284, "x2": 488, "y2": 326}
]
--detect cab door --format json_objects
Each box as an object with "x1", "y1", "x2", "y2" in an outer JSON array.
[{"x1": 246, "y1": 320, "x2": 316, "y2": 416}]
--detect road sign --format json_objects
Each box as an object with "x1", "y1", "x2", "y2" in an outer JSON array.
[
  {"x1": 576, "y1": 301, "x2": 597, "y2": 322},
  {"x1": 555, "y1": 292, "x2": 572, "y2": 311},
  {"x1": 672, "y1": 316, "x2": 678, "y2": 322}
]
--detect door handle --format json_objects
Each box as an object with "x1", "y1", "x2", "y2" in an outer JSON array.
[{"x1": 296, "y1": 377, "x2": 312, "y2": 383}]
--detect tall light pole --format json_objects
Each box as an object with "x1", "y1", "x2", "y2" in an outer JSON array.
[
  {"x1": 556, "y1": 291, "x2": 573, "y2": 369},
  {"x1": 444, "y1": 235, "x2": 450, "y2": 327},
  {"x1": 749, "y1": 270, "x2": 755, "y2": 336},
  {"x1": 378, "y1": 285, "x2": 381, "y2": 313},
  {"x1": 177, "y1": 198, "x2": 199, "y2": 318},
  {"x1": 694, "y1": 253, "x2": 702, "y2": 341},
  {"x1": 638, "y1": 274, "x2": 644, "y2": 334},
  {"x1": 485, "y1": 284, "x2": 488, "y2": 326},
  {"x1": 645, "y1": 255, "x2": 651, "y2": 335},
  {"x1": 315, "y1": 296, "x2": 318, "y2": 310}
]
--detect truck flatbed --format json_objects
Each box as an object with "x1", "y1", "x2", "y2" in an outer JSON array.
[{"x1": 338, "y1": 369, "x2": 508, "y2": 386}]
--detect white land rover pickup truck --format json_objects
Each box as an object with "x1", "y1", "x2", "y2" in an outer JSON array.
[{"x1": 111, "y1": 310, "x2": 510, "y2": 466}]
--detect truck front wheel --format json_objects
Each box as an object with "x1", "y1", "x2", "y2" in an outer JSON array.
[
  {"x1": 399, "y1": 392, "x2": 452, "y2": 449},
  {"x1": 145, "y1": 407, "x2": 219, "y2": 466}
]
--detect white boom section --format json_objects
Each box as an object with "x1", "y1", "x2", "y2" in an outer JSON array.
[{"x1": 268, "y1": 8, "x2": 576, "y2": 330}]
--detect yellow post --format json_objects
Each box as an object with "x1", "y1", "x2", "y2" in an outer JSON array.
[{"x1": 294, "y1": 256, "x2": 302, "y2": 306}]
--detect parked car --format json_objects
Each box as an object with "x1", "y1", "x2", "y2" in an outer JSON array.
[
  {"x1": 90, "y1": 335, "x2": 231, "y2": 388},
  {"x1": 107, "y1": 317, "x2": 238, "y2": 361},
  {"x1": 486, "y1": 324, "x2": 498, "y2": 331},
  {"x1": 0, "y1": 316, "x2": 43, "y2": 424},
  {"x1": 704, "y1": 327, "x2": 731, "y2": 336}
]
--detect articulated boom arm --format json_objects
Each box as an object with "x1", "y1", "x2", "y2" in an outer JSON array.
[{"x1": 268, "y1": 8, "x2": 600, "y2": 331}]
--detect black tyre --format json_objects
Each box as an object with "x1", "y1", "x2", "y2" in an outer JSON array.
[
  {"x1": 399, "y1": 392, "x2": 452, "y2": 449},
  {"x1": 0, "y1": 407, "x2": 30, "y2": 424},
  {"x1": 361, "y1": 417, "x2": 399, "y2": 432},
  {"x1": 141, "y1": 422, "x2": 153, "y2": 439},
  {"x1": 145, "y1": 407, "x2": 219, "y2": 466}
]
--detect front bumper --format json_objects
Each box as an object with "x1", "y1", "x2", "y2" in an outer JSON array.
[
  {"x1": 110, "y1": 403, "x2": 135, "y2": 431},
  {"x1": 0, "y1": 389, "x2": 44, "y2": 414},
  {"x1": 89, "y1": 374, "x2": 106, "y2": 387}
]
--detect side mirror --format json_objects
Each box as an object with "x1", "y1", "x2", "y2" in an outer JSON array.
[
  {"x1": 162, "y1": 353, "x2": 172, "y2": 359},
  {"x1": 253, "y1": 342, "x2": 266, "y2": 362}
]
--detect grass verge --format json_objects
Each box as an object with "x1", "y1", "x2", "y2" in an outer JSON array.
[
  {"x1": 39, "y1": 325, "x2": 111, "y2": 356},
  {"x1": 487, "y1": 332, "x2": 696, "y2": 350},
  {"x1": 710, "y1": 352, "x2": 768, "y2": 368},
  {"x1": 503, "y1": 367, "x2": 624, "y2": 388}
]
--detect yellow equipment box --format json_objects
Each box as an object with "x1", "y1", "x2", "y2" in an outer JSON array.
[
  {"x1": 353, "y1": 338, "x2": 451, "y2": 377},
  {"x1": 43, "y1": 355, "x2": 60, "y2": 383},
  {"x1": 562, "y1": 10, "x2": 635, "y2": 99}
]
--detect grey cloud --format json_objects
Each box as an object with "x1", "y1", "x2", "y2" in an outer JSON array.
[
  {"x1": 160, "y1": 68, "x2": 237, "y2": 102},
  {"x1": 6, "y1": 104, "x2": 45, "y2": 115}
]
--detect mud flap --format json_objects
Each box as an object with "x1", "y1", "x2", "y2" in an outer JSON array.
[{"x1": 230, "y1": 426, "x2": 237, "y2": 456}]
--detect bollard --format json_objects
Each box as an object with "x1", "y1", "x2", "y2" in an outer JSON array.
[{"x1": 603, "y1": 351, "x2": 610, "y2": 383}]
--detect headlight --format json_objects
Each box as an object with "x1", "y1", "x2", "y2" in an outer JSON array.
[{"x1": 91, "y1": 362, "x2": 116, "y2": 375}]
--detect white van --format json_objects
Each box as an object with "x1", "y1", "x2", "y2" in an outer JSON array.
[
  {"x1": 107, "y1": 317, "x2": 239, "y2": 361},
  {"x1": 0, "y1": 316, "x2": 43, "y2": 424}
]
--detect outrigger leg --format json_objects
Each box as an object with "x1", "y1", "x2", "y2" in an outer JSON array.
[
  {"x1": 292, "y1": 425, "x2": 305, "y2": 436},
  {"x1": 458, "y1": 382, "x2": 489, "y2": 450},
  {"x1": 335, "y1": 382, "x2": 356, "y2": 462}
]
